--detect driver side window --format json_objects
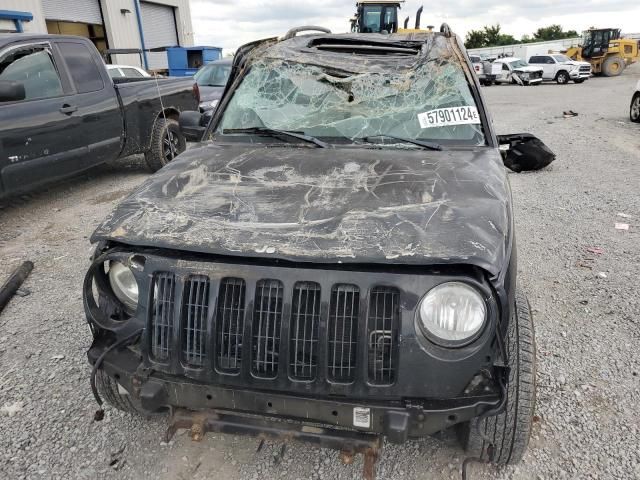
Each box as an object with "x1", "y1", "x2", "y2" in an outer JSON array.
[
  {"x1": 0, "y1": 45, "x2": 63, "y2": 102},
  {"x1": 502, "y1": 63, "x2": 510, "y2": 71}
]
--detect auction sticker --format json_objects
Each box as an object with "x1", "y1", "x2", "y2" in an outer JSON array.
[
  {"x1": 418, "y1": 106, "x2": 481, "y2": 128},
  {"x1": 353, "y1": 407, "x2": 371, "y2": 428}
]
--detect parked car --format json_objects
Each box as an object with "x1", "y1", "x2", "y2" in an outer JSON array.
[
  {"x1": 84, "y1": 27, "x2": 552, "y2": 478},
  {"x1": 493, "y1": 57, "x2": 543, "y2": 85},
  {"x1": 106, "y1": 64, "x2": 151, "y2": 79},
  {"x1": 631, "y1": 80, "x2": 640, "y2": 122},
  {"x1": 0, "y1": 35, "x2": 199, "y2": 199},
  {"x1": 194, "y1": 58, "x2": 232, "y2": 112},
  {"x1": 469, "y1": 54, "x2": 500, "y2": 86},
  {"x1": 528, "y1": 54, "x2": 591, "y2": 84}
]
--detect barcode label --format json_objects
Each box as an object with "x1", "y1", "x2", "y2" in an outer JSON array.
[{"x1": 353, "y1": 407, "x2": 371, "y2": 428}]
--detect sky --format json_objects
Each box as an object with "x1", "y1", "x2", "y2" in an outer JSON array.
[{"x1": 190, "y1": 0, "x2": 640, "y2": 55}]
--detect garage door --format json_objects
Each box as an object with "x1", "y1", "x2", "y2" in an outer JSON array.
[
  {"x1": 42, "y1": 0, "x2": 103, "y2": 24},
  {"x1": 141, "y1": 2, "x2": 178, "y2": 70}
]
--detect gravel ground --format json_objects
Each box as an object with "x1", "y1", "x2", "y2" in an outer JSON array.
[{"x1": 1, "y1": 68, "x2": 639, "y2": 480}]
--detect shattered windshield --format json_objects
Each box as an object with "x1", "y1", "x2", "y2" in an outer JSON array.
[
  {"x1": 509, "y1": 59, "x2": 529, "y2": 68},
  {"x1": 216, "y1": 37, "x2": 485, "y2": 146}
]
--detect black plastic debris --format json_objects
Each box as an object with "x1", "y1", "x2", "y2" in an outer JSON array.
[{"x1": 497, "y1": 133, "x2": 556, "y2": 172}]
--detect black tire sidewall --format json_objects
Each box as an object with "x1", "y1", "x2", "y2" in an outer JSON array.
[
  {"x1": 145, "y1": 118, "x2": 186, "y2": 172},
  {"x1": 556, "y1": 71, "x2": 569, "y2": 84},
  {"x1": 631, "y1": 94, "x2": 640, "y2": 123},
  {"x1": 458, "y1": 289, "x2": 537, "y2": 465}
]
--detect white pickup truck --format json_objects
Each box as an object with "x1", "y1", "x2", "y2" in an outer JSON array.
[
  {"x1": 528, "y1": 54, "x2": 592, "y2": 84},
  {"x1": 470, "y1": 54, "x2": 502, "y2": 86}
]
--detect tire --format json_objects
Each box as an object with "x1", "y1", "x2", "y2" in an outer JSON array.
[
  {"x1": 95, "y1": 369, "x2": 144, "y2": 416},
  {"x1": 145, "y1": 117, "x2": 186, "y2": 172},
  {"x1": 602, "y1": 56, "x2": 625, "y2": 77},
  {"x1": 631, "y1": 93, "x2": 640, "y2": 123},
  {"x1": 555, "y1": 71, "x2": 569, "y2": 84},
  {"x1": 457, "y1": 289, "x2": 537, "y2": 465}
]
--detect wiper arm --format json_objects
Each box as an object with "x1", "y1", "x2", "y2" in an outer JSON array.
[
  {"x1": 363, "y1": 135, "x2": 443, "y2": 151},
  {"x1": 223, "y1": 127, "x2": 329, "y2": 148}
]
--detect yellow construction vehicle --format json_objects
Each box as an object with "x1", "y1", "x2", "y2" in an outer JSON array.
[
  {"x1": 564, "y1": 28, "x2": 639, "y2": 76},
  {"x1": 350, "y1": 1, "x2": 427, "y2": 34}
]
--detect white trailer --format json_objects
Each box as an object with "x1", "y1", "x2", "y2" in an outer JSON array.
[{"x1": 469, "y1": 38, "x2": 581, "y2": 60}]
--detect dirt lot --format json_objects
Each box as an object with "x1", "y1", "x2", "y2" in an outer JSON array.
[{"x1": 1, "y1": 69, "x2": 639, "y2": 480}]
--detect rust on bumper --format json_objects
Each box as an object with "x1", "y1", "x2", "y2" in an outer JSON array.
[{"x1": 166, "y1": 407, "x2": 382, "y2": 479}]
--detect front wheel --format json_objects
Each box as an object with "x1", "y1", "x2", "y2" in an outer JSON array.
[
  {"x1": 631, "y1": 93, "x2": 640, "y2": 123},
  {"x1": 457, "y1": 289, "x2": 537, "y2": 465},
  {"x1": 145, "y1": 117, "x2": 186, "y2": 172},
  {"x1": 556, "y1": 71, "x2": 569, "y2": 84},
  {"x1": 603, "y1": 55, "x2": 625, "y2": 77}
]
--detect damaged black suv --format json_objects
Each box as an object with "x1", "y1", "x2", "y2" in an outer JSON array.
[{"x1": 85, "y1": 26, "x2": 538, "y2": 478}]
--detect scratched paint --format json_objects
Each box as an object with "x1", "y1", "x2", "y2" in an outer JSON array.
[{"x1": 92, "y1": 143, "x2": 510, "y2": 275}]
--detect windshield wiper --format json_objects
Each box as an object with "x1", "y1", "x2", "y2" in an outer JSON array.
[
  {"x1": 223, "y1": 127, "x2": 329, "y2": 148},
  {"x1": 363, "y1": 135, "x2": 443, "y2": 151}
]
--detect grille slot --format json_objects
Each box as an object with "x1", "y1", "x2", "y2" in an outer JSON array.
[
  {"x1": 367, "y1": 287, "x2": 400, "y2": 385},
  {"x1": 150, "y1": 272, "x2": 175, "y2": 361},
  {"x1": 290, "y1": 282, "x2": 321, "y2": 380},
  {"x1": 215, "y1": 278, "x2": 246, "y2": 373},
  {"x1": 252, "y1": 279, "x2": 284, "y2": 378},
  {"x1": 328, "y1": 284, "x2": 360, "y2": 383},
  {"x1": 181, "y1": 275, "x2": 210, "y2": 367}
]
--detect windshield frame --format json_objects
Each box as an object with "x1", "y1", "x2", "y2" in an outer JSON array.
[{"x1": 203, "y1": 35, "x2": 497, "y2": 149}]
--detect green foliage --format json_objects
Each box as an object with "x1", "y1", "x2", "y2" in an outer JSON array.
[
  {"x1": 533, "y1": 24, "x2": 579, "y2": 41},
  {"x1": 465, "y1": 23, "x2": 581, "y2": 49},
  {"x1": 464, "y1": 24, "x2": 521, "y2": 49}
]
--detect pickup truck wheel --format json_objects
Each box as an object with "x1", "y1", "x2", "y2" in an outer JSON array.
[
  {"x1": 145, "y1": 118, "x2": 186, "y2": 172},
  {"x1": 457, "y1": 289, "x2": 537, "y2": 465},
  {"x1": 631, "y1": 93, "x2": 640, "y2": 123},
  {"x1": 95, "y1": 370, "x2": 154, "y2": 417},
  {"x1": 555, "y1": 71, "x2": 569, "y2": 84}
]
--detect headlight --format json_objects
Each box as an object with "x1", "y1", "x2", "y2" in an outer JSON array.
[
  {"x1": 108, "y1": 262, "x2": 139, "y2": 314},
  {"x1": 417, "y1": 282, "x2": 486, "y2": 346},
  {"x1": 199, "y1": 99, "x2": 219, "y2": 110}
]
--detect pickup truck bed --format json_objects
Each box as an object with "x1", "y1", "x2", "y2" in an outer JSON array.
[{"x1": 0, "y1": 34, "x2": 198, "y2": 198}]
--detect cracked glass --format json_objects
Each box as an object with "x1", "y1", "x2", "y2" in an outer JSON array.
[{"x1": 217, "y1": 36, "x2": 485, "y2": 146}]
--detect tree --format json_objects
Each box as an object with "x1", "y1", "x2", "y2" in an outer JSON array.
[
  {"x1": 465, "y1": 24, "x2": 521, "y2": 49},
  {"x1": 532, "y1": 25, "x2": 579, "y2": 41},
  {"x1": 465, "y1": 29, "x2": 486, "y2": 49}
]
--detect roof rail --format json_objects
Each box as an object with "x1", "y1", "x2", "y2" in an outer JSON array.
[
  {"x1": 440, "y1": 23, "x2": 452, "y2": 37},
  {"x1": 283, "y1": 26, "x2": 332, "y2": 40}
]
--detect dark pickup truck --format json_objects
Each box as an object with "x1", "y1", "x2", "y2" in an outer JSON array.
[{"x1": 0, "y1": 34, "x2": 198, "y2": 199}]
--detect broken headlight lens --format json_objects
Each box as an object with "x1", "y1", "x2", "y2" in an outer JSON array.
[
  {"x1": 417, "y1": 282, "x2": 486, "y2": 346},
  {"x1": 108, "y1": 262, "x2": 139, "y2": 314}
]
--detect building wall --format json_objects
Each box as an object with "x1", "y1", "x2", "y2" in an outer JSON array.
[
  {"x1": 101, "y1": 0, "x2": 194, "y2": 68},
  {"x1": 0, "y1": 0, "x2": 47, "y2": 33},
  {"x1": 0, "y1": 0, "x2": 194, "y2": 69}
]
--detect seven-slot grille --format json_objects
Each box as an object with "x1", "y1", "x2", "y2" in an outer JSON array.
[{"x1": 149, "y1": 275, "x2": 400, "y2": 386}]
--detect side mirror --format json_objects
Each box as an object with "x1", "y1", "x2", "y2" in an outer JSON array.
[
  {"x1": 179, "y1": 110, "x2": 207, "y2": 142},
  {"x1": 497, "y1": 133, "x2": 555, "y2": 172},
  {"x1": 0, "y1": 80, "x2": 26, "y2": 102}
]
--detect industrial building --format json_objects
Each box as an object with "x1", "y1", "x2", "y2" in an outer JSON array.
[{"x1": 0, "y1": 0, "x2": 194, "y2": 70}]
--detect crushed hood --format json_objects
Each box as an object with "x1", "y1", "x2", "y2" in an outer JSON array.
[{"x1": 92, "y1": 144, "x2": 512, "y2": 275}]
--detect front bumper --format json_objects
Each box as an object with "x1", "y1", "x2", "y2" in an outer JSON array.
[
  {"x1": 89, "y1": 341, "x2": 499, "y2": 443},
  {"x1": 570, "y1": 70, "x2": 591, "y2": 79}
]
